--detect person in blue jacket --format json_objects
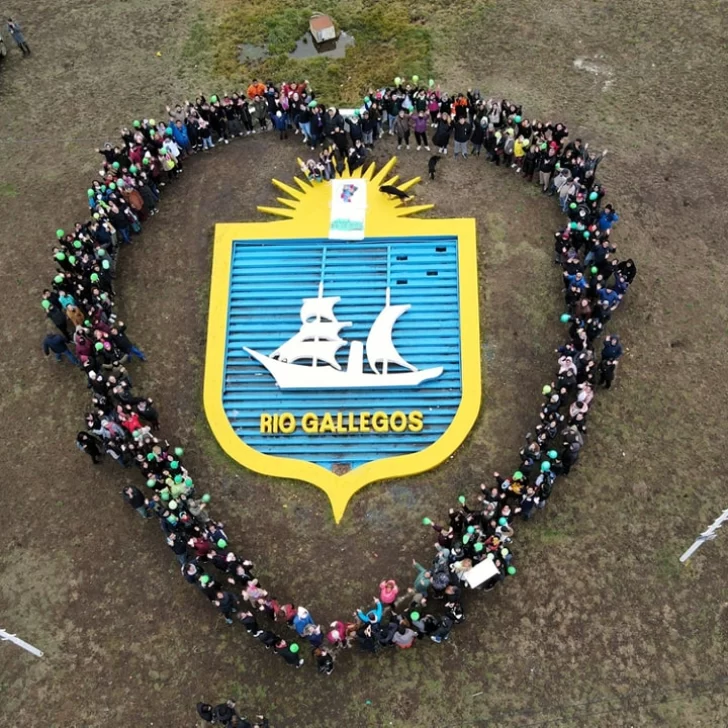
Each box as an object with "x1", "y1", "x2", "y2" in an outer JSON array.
[
  {"x1": 42, "y1": 333, "x2": 79, "y2": 365},
  {"x1": 356, "y1": 597, "x2": 383, "y2": 625},
  {"x1": 598, "y1": 204, "x2": 620, "y2": 232},
  {"x1": 601, "y1": 335, "x2": 623, "y2": 361},
  {"x1": 273, "y1": 110, "x2": 289, "y2": 140},
  {"x1": 171, "y1": 120, "x2": 191, "y2": 155}
]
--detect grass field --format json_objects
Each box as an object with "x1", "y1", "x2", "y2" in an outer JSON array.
[{"x1": 1, "y1": 0, "x2": 728, "y2": 726}]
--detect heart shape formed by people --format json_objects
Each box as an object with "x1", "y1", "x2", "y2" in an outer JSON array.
[{"x1": 44, "y1": 84, "x2": 634, "y2": 674}]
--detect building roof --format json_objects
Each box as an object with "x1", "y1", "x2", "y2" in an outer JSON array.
[{"x1": 310, "y1": 14, "x2": 335, "y2": 32}]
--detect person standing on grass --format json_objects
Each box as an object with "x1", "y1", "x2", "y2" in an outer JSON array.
[
  {"x1": 392, "y1": 109, "x2": 411, "y2": 150},
  {"x1": 598, "y1": 358, "x2": 618, "y2": 388},
  {"x1": 123, "y1": 485, "x2": 150, "y2": 519},
  {"x1": 413, "y1": 110, "x2": 430, "y2": 151},
  {"x1": 43, "y1": 332, "x2": 79, "y2": 365},
  {"x1": 212, "y1": 590, "x2": 239, "y2": 625},
  {"x1": 453, "y1": 115, "x2": 472, "y2": 158},
  {"x1": 539, "y1": 146, "x2": 558, "y2": 192},
  {"x1": 433, "y1": 112, "x2": 453, "y2": 154},
  {"x1": 7, "y1": 18, "x2": 31, "y2": 55}
]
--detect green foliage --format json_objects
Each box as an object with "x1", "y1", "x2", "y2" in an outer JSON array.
[{"x1": 186, "y1": 0, "x2": 433, "y2": 104}]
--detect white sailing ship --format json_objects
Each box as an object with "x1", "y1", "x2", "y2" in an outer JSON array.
[{"x1": 244, "y1": 281, "x2": 443, "y2": 390}]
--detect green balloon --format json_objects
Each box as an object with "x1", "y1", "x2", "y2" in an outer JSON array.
[
  {"x1": 87, "y1": 188, "x2": 94, "y2": 196},
  {"x1": 146, "y1": 453, "x2": 155, "y2": 462},
  {"x1": 428, "y1": 79, "x2": 435, "y2": 87},
  {"x1": 199, "y1": 575, "x2": 211, "y2": 585},
  {"x1": 289, "y1": 643, "x2": 299, "y2": 653},
  {"x1": 170, "y1": 460, "x2": 179, "y2": 469},
  {"x1": 589, "y1": 191, "x2": 598, "y2": 201},
  {"x1": 569, "y1": 202, "x2": 577, "y2": 210},
  {"x1": 68, "y1": 256, "x2": 77, "y2": 265},
  {"x1": 201, "y1": 494, "x2": 211, "y2": 504},
  {"x1": 160, "y1": 490, "x2": 170, "y2": 501},
  {"x1": 501, "y1": 548, "x2": 510, "y2": 556},
  {"x1": 133, "y1": 120, "x2": 141, "y2": 128},
  {"x1": 467, "y1": 525, "x2": 475, "y2": 534},
  {"x1": 56, "y1": 229, "x2": 64, "y2": 239},
  {"x1": 143, "y1": 158, "x2": 150, "y2": 165},
  {"x1": 73, "y1": 240, "x2": 82, "y2": 249},
  {"x1": 410, "y1": 611, "x2": 420, "y2": 621},
  {"x1": 53, "y1": 275, "x2": 64, "y2": 283},
  {"x1": 474, "y1": 542, "x2": 484, "y2": 553},
  {"x1": 117, "y1": 179, "x2": 125, "y2": 187},
  {"x1": 394, "y1": 76, "x2": 402, "y2": 85},
  {"x1": 458, "y1": 495, "x2": 466, "y2": 505},
  {"x1": 167, "y1": 514, "x2": 178, "y2": 524},
  {"x1": 507, "y1": 566, "x2": 517, "y2": 575},
  {"x1": 112, "y1": 162, "x2": 120, "y2": 170},
  {"x1": 41, "y1": 299, "x2": 51, "y2": 310},
  {"x1": 422, "y1": 517, "x2": 433, "y2": 526},
  {"x1": 184, "y1": 477, "x2": 194, "y2": 487},
  {"x1": 513, "y1": 471, "x2": 524, "y2": 480},
  {"x1": 146, "y1": 478, "x2": 156, "y2": 487},
  {"x1": 174, "y1": 475, "x2": 183, "y2": 484},
  {"x1": 94, "y1": 342, "x2": 103, "y2": 351},
  {"x1": 217, "y1": 539, "x2": 227, "y2": 549},
  {"x1": 412, "y1": 74, "x2": 419, "y2": 83},
  {"x1": 129, "y1": 165, "x2": 138, "y2": 174},
  {"x1": 90, "y1": 273, "x2": 99, "y2": 282},
  {"x1": 540, "y1": 142, "x2": 547, "y2": 150},
  {"x1": 55, "y1": 252, "x2": 66, "y2": 261},
  {"x1": 560, "y1": 314, "x2": 571, "y2": 323},
  {"x1": 547, "y1": 450, "x2": 558, "y2": 460},
  {"x1": 109, "y1": 183, "x2": 116, "y2": 190},
  {"x1": 542, "y1": 384, "x2": 552, "y2": 395},
  {"x1": 591, "y1": 266, "x2": 598, "y2": 275},
  {"x1": 210, "y1": 95, "x2": 218, "y2": 103},
  {"x1": 514, "y1": 115, "x2": 522, "y2": 123},
  {"x1": 174, "y1": 447, "x2": 184, "y2": 456},
  {"x1": 308, "y1": 99, "x2": 318, "y2": 108},
  {"x1": 462, "y1": 534, "x2": 470, "y2": 544},
  {"x1": 498, "y1": 517, "x2": 508, "y2": 526},
  {"x1": 541, "y1": 461, "x2": 551, "y2": 472},
  {"x1": 168, "y1": 499, "x2": 178, "y2": 510}
]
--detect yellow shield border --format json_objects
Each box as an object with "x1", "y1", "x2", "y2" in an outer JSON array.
[{"x1": 204, "y1": 161, "x2": 481, "y2": 522}]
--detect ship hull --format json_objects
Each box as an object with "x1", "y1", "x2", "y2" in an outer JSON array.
[{"x1": 244, "y1": 347, "x2": 443, "y2": 389}]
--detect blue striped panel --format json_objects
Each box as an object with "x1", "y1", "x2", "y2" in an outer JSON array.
[{"x1": 222, "y1": 236, "x2": 463, "y2": 469}]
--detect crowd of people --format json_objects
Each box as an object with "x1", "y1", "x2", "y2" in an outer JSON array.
[
  {"x1": 196, "y1": 699, "x2": 269, "y2": 727},
  {"x1": 41, "y1": 76, "x2": 636, "y2": 693}
]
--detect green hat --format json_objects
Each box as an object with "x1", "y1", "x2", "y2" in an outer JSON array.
[
  {"x1": 146, "y1": 478, "x2": 156, "y2": 487},
  {"x1": 514, "y1": 115, "x2": 522, "y2": 123},
  {"x1": 174, "y1": 475, "x2": 183, "y2": 484},
  {"x1": 542, "y1": 384, "x2": 552, "y2": 395},
  {"x1": 94, "y1": 342, "x2": 104, "y2": 351},
  {"x1": 167, "y1": 514, "x2": 178, "y2": 525},
  {"x1": 90, "y1": 273, "x2": 100, "y2": 282},
  {"x1": 199, "y1": 575, "x2": 211, "y2": 585},
  {"x1": 589, "y1": 191, "x2": 598, "y2": 201},
  {"x1": 458, "y1": 495, "x2": 466, "y2": 505},
  {"x1": 168, "y1": 499, "x2": 178, "y2": 510},
  {"x1": 201, "y1": 493, "x2": 211, "y2": 504},
  {"x1": 410, "y1": 611, "x2": 420, "y2": 621},
  {"x1": 129, "y1": 165, "x2": 138, "y2": 174},
  {"x1": 87, "y1": 188, "x2": 95, "y2": 196},
  {"x1": 112, "y1": 161, "x2": 120, "y2": 170},
  {"x1": 474, "y1": 542, "x2": 484, "y2": 553},
  {"x1": 55, "y1": 252, "x2": 66, "y2": 261},
  {"x1": 170, "y1": 460, "x2": 179, "y2": 469},
  {"x1": 210, "y1": 95, "x2": 218, "y2": 103},
  {"x1": 54, "y1": 274, "x2": 64, "y2": 283},
  {"x1": 147, "y1": 453, "x2": 156, "y2": 462},
  {"x1": 498, "y1": 517, "x2": 508, "y2": 527},
  {"x1": 507, "y1": 566, "x2": 516, "y2": 575},
  {"x1": 160, "y1": 490, "x2": 170, "y2": 501},
  {"x1": 541, "y1": 461, "x2": 551, "y2": 472},
  {"x1": 174, "y1": 447, "x2": 184, "y2": 456},
  {"x1": 394, "y1": 76, "x2": 402, "y2": 85},
  {"x1": 56, "y1": 229, "x2": 65, "y2": 239},
  {"x1": 513, "y1": 471, "x2": 524, "y2": 480},
  {"x1": 412, "y1": 74, "x2": 419, "y2": 83},
  {"x1": 41, "y1": 299, "x2": 51, "y2": 310},
  {"x1": 560, "y1": 313, "x2": 571, "y2": 323},
  {"x1": 217, "y1": 539, "x2": 227, "y2": 549},
  {"x1": 289, "y1": 643, "x2": 299, "y2": 653},
  {"x1": 467, "y1": 525, "x2": 475, "y2": 534},
  {"x1": 547, "y1": 450, "x2": 558, "y2": 460},
  {"x1": 133, "y1": 120, "x2": 141, "y2": 128},
  {"x1": 422, "y1": 517, "x2": 433, "y2": 525}
]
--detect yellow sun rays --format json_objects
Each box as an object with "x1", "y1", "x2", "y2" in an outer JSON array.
[{"x1": 256, "y1": 156, "x2": 434, "y2": 221}]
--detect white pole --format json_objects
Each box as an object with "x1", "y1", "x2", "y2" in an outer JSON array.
[
  {"x1": 679, "y1": 506, "x2": 728, "y2": 563},
  {"x1": 0, "y1": 628, "x2": 44, "y2": 657}
]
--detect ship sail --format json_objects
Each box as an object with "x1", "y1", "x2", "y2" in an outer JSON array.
[
  {"x1": 366, "y1": 289, "x2": 417, "y2": 374},
  {"x1": 270, "y1": 280, "x2": 352, "y2": 370}
]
